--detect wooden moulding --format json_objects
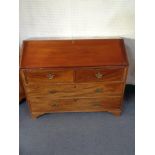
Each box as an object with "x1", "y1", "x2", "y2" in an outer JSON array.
[{"x1": 31, "y1": 110, "x2": 122, "y2": 119}]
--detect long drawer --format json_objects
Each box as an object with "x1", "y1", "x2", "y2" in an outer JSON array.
[
  {"x1": 26, "y1": 82, "x2": 124, "y2": 99},
  {"x1": 30, "y1": 97, "x2": 122, "y2": 113}
]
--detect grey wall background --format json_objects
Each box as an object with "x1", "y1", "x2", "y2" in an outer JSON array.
[{"x1": 19, "y1": 0, "x2": 135, "y2": 84}]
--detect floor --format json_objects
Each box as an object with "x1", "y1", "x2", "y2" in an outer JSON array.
[{"x1": 19, "y1": 85, "x2": 135, "y2": 155}]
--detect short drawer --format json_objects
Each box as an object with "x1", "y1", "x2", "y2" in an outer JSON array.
[
  {"x1": 75, "y1": 68, "x2": 125, "y2": 82},
  {"x1": 23, "y1": 69, "x2": 74, "y2": 84},
  {"x1": 26, "y1": 82, "x2": 124, "y2": 100},
  {"x1": 30, "y1": 97, "x2": 122, "y2": 113}
]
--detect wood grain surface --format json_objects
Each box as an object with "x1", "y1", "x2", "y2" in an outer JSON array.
[
  {"x1": 30, "y1": 97, "x2": 122, "y2": 118},
  {"x1": 26, "y1": 82, "x2": 124, "y2": 100},
  {"x1": 24, "y1": 69, "x2": 74, "y2": 84},
  {"x1": 21, "y1": 39, "x2": 128, "y2": 68},
  {"x1": 75, "y1": 68, "x2": 125, "y2": 82}
]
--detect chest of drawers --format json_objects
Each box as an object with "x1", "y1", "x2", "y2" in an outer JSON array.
[{"x1": 20, "y1": 39, "x2": 128, "y2": 118}]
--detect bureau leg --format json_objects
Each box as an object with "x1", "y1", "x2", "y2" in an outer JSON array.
[
  {"x1": 31, "y1": 113, "x2": 38, "y2": 119},
  {"x1": 31, "y1": 112, "x2": 44, "y2": 119},
  {"x1": 111, "y1": 110, "x2": 121, "y2": 116}
]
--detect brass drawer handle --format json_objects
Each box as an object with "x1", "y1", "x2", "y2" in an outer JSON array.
[
  {"x1": 47, "y1": 73, "x2": 55, "y2": 79},
  {"x1": 49, "y1": 90, "x2": 57, "y2": 94},
  {"x1": 95, "y1": 88, "x2": 104, "y2": 93},
  {"x1": 95, "y1": 72, "x2": 104, "y2": 79},
  {"x1": 93, "y1": 102, "x2": 101, "y2": 107},
  {"x1": 51, "y1": 102, "x2": 59, "y2": 107}
]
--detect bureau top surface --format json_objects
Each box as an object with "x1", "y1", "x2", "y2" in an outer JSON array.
[{"x1": 20, "y1": 39, "x2": 128, "y2": 69}]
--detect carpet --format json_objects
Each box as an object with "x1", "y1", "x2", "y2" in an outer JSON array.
[{"x1": 19, "y1": 85, "x2": 135, "y2": 155}]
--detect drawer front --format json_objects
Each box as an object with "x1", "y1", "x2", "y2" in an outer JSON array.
[
  {"x1": 30, "y1": 97, "x2": 122, "y2": 112},
  {"x1": 24, "y1": 69, "x2": 74, "y2": 84},
  {"x1": 75, "y1": 68, "x2": 125, "y2": 82},
  {"x1": 26, "y1": 82, "x2": 124, "y2": 99}
]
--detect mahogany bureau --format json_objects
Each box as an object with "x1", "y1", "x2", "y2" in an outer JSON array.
[{"x1": 20, "y1": 39, "x2": 128, "y2": 118}]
